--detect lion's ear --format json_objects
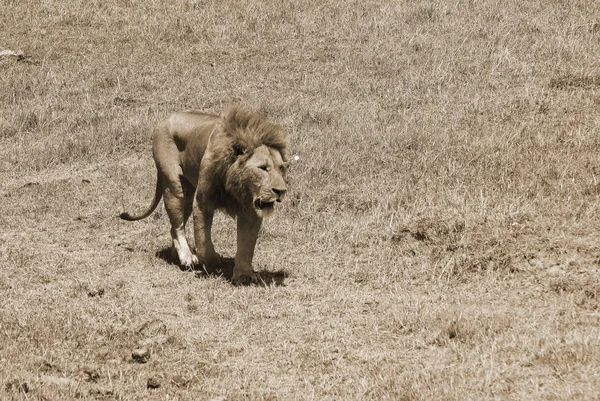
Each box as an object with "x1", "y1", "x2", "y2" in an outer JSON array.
[{"x1": 232, "y1": 143, "x2": 245, "y2": 157}]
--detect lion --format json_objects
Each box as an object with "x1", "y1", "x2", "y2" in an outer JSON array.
[{"x1": 120, "y1": 106, "x2": 289, "y2": 284}]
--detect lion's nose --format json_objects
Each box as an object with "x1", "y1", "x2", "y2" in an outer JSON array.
[{"x1": 272, "y1": 188, "x2": 287, "y2": 201}]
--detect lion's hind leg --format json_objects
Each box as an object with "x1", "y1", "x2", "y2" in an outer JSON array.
[{"x1": 161, "y1": 174, "x2": 198, "y2": 268}]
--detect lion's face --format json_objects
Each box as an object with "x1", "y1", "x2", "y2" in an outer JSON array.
[{"x1": 226, "y1": 145, "x2": 287, "y2": 218}]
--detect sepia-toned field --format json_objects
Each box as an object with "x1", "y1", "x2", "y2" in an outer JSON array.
[{"x1": 2, "y1": 0, "x2": 600, "y2": 399}]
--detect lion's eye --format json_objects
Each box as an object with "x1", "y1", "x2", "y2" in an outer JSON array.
[{"x1": 259, "y1": 165, "x2": 269, "y2": 171}]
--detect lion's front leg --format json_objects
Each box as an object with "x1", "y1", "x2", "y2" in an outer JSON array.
[
  {"x1": 232, "y1": 214, "x2": 262, "y2": 285},
  {"x1": 192, "y1": 197, "x2": 221, "y2": 268}
]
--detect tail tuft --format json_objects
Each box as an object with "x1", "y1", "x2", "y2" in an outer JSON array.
[{"x1": 120, "y1": 212, "x2": 135, "y2": 221}]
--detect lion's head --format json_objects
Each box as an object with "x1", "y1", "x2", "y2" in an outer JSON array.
[{"x1": 200, "y1": 106, "x2": 289, "y2": 218}]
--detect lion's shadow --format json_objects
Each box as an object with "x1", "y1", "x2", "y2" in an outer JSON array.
[{"x1": 155, "y1": 247, "x2": 288, "y2": 287}]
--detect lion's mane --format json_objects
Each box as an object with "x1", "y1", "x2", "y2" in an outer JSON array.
[{"x1": 199, "y1": 106, "x2": 289, "y2": 215}]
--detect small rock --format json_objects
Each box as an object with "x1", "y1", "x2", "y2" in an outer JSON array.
[
  {"x1": 87, "y1": 287, "x2": 105, "y2": 297},
  {"x1": 171, "y1": 375, "x2": 189, "y2": 387},
  {"x1": 548, "y1": 266, "x2": 565, "y2": 276},
  {"x1": 22, "y1": 182, "x2": 39, "y2": 188},
  {"x1": 5, "y1": 379, "x2": 29, "y2": 393},
  {"x1": 83, "y1": 368, "x2": 100, "y2": 382},
  {"x1": 131, "y1": 347, "x2": 151, "y2": 363},
  {"x1": 33, "y1": 356, "x2": 54, "y2": 372},
  {"x1": 42, "y1": 375, "x2": 73, "y2": 388},
  {"x1": 147, "y1": 377, "x2": 161, "y2": 389},
  {"x1": 446, "y1": 321, "x2": 458, "y2": 339},
  {"x1": 0, "y1": 49, "x2": 26, "y2": 60},
  {"x1": 137, "y1": 319, "x2": 167, "y2": 336},
  {"x1": 90, "y1": 385, "x2": 113, "y2": 396}
]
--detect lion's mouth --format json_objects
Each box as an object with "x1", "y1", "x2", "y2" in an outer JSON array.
[{"x1": 254, "y1": 199, "x2": 276, "y2": 210}]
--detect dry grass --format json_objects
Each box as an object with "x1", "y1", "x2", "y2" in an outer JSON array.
[{"x1": 2, "y1": 0, "x2": 600, "y2": 399}]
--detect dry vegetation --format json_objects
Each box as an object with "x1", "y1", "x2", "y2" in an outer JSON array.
[{"x1": 2, "y1": 0, "x2": 600, "y2": 399}]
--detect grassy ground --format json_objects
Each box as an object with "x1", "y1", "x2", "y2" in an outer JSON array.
[{"x1": 2, "y1": 0, "x2": 600, "y2": 399}]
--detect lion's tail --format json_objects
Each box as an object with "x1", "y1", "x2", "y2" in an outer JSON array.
[{"x1": 119, "y1": 172, "x2": 163, "y2": 221}]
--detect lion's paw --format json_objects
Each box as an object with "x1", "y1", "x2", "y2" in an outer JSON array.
[
  {"x1": 180, "y1": 254, "x2": 198, "y2": 269},
  {"x1": 232, "y1": 271, "x2": 260, "y2": 286},
  {"x1": 201, "y1": 252, "x2": 221, "y2": 268}
]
